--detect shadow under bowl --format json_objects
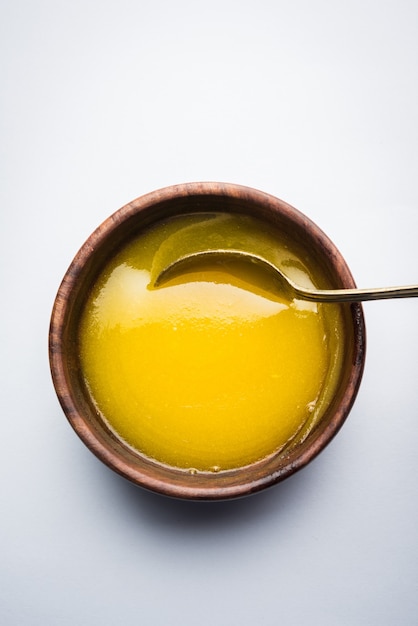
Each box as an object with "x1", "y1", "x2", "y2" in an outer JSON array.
[{"x1": 49, "y1": 182, "x2": 366, "y2": 500}]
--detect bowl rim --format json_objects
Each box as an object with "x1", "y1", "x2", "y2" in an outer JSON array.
[{"x1": 49, "y1": 182, "x2": 366, "y2": 500}]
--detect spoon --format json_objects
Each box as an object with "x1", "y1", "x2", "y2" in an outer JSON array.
[{"x1": 153, "y1": 248, "x2": 418, "y2": 303}]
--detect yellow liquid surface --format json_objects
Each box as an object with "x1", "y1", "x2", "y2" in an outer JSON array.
[{"x1": 79, "y1": 213, "x2": 345, "y2": 471}]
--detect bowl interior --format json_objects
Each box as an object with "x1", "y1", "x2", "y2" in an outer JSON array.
[{"x1": 49, "y1": 183, "x2": 366, "y2": 500}]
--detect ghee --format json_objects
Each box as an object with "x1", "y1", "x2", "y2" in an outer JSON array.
[{"x1": 79, "y1": 213, "x2": 345, "y2": 471}]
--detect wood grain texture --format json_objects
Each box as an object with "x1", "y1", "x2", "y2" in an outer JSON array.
[{"x1": 49, "y1": 182, "x2": 366, "y2": 500}]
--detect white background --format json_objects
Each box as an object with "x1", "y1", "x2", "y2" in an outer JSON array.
[{"x1": 1, "y1": 1, "x2": 418, "y2": 624}]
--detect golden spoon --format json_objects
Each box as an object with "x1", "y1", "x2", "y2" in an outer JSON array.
[{"x1": 153, "y1": 248, "x2": 418, "y2": 303}]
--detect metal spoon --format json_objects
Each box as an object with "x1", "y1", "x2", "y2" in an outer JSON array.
[{"x1": 153, "y1": 248, "x2": 418, "y2": 303}]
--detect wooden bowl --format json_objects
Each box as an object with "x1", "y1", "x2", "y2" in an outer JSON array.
[{"x1": 49, "y1": 182, "x2": 366, "y2": 500}]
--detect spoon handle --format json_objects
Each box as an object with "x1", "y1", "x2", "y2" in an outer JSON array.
[{"x1": 297, "y1": 284, "x2": 418, "y2": 303}]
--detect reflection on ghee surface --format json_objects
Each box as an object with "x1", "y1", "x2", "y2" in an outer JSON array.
[{"x1": 79, "y1": 213, "x2": 345, "y2": 471}]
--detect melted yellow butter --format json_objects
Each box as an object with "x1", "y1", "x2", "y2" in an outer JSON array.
[{"x1": 79, "y1": 213, "x2": 345, "y2": 471}]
